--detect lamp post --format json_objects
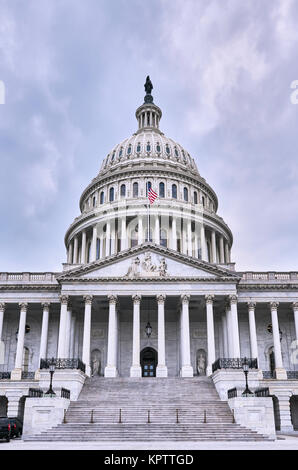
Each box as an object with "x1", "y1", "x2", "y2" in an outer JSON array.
[
  {"x1": 242, "y1": 357, "x2": 252, "y2": 396},
  {"x1": 45, "y1": 357, "x2": 56, "y2": 396}
]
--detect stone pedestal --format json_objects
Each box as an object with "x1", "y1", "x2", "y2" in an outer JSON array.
[
  {"x1": 180, "y1": 365, "x2": 194, "y2": 378},
  {"x1": 275, "y1": 368, "x2": 287, "y2": 380},
  {"x1": 104, "y1": 366, "x2": 119, "y2": 378},
  {"x1": 156, "y1": 365, "x2": 168, "y2": 377},
  {"x1": 23, "y1": 397, "x2": 70, "y2": 438},
  {"x1": 10, "y1": 368, "x2": 22, "y2": 381}
]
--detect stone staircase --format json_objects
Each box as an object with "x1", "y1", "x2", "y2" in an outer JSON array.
[{"x1": 24, "y1": 376, "x2": 272, "y2": 441}]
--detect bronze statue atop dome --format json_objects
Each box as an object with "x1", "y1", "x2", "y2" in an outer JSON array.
[{"x1": 144, "y1": 76, "x2": 153, "y2": 95}]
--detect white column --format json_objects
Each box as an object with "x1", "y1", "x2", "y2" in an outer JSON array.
[
  {"x1": 156, "y1": 294, "x2": 168, "y2": 377},
  {"x1": 0, "y1": 303, "x2": 4, "y2": 342},
  {"x1": 205, "y1": 295, "x2": 216, "y2": 376},
  {"x1": 82, "y1": 295, "x2": 93, "y2": 377},
  {"x1": 105, "y1": 220, "x2": 111, "y2": 257},
  {"x1": 130, "y1": 295, "x2": 142, "y2": 377},
  {"x1": 138, "y1": 215, "x2": 144, "y2": 245},
  {"x1": 180, "y1": 295, "x2": 193, "y2": 377},
  {"x1": 270, "y1": 301, "x2": 287, "y2": 379},
  {"x1": 292, "y1": 302, "x2": 298, "y2": 341},
  {"x1": 171, "y1": 216, "x2": 177, "y2": 251},
  {"x1": 73, "y1": 236, "x2": 79, "y2": 264},
  {"x1": 110, "y1": 220, "x2": 116, "y2": 255},
  {"x1": 154, "y1": 214, "x2": 160, "y2": 245},
  {"x1": 219, "y1": 236, "x2": 225, "y2": 263},
  {"x1": 39, "y1": 303, "x2": 50, "y2": 363},
  {"x1": 226, "y1": 305, "x2": 234, "y2": 357},
  {"x1": 187, "y1": 219, "x2": 192, "y2": 256},
  {"x1": 248, "y1": 302, "x2": 259, "y2": 362},
  {"x1": 221, "y1": 313, "x2": 228, "y2": 357},
  {"x1": 91, "y1": 224, "x2": 97, "y2": 262},
  {"x1": 68, "y1": 240, "x2": 73, "y2": 264},
  {"x1": 81, "y1": 230, "x2": 87, "y2": 264},
  {"x1": 11, "y1": 303, "x2": 28, "y2": 380},
  {"x1": 64, "y1": 304, "x2": 72, "y2": 358},
  {"x1": 225, "y1": 241, "x2": 230, "y2": 263},
  {"x1": 121, "y1": 217, "x2": 127, "y2": 251},
  {"x1": 200, "y1": 224, "x2": 207, "y2": 261},
  {"x1": 105, "y1": 295, "x2": 118, "y2": 377},
  {"x1": 57, "y1": 295, "x2": 68, "y2": 358},
  {"x1": 229, "y1": 295, "x2": 241, "y2": 357},
  {"x1": 0, "y1": 303, "x2": 4, "y2": 365},
  {"x1": 69, "y1": 314, "x2": 76, "y2": 358},
  {"x1": 211, "y1": 230, "x2": 217, "y2": 263}
]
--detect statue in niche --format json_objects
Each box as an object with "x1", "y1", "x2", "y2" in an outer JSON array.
[
  {"x1": 91, "y1": 349, "x2": 101, "y2": 377},
  {"x1": 196, "y1": 350, "x2": 206, "y2": 376}
]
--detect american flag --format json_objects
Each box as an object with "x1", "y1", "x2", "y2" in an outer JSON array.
[{"x1": 148, "y1": 187, "x2": 158, "y2": 204}]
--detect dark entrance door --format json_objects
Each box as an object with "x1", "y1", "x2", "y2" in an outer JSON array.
[{"x1": 140, "y1": 347, "x2": 157, "y2": 377}]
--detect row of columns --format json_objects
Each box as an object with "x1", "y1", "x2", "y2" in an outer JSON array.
[
  {"x1": 67, "y1": 218, "x2": 231, "y2": 265},
  {"x1": 1, "y1": 298, "x2": 298, "y2": 380}
]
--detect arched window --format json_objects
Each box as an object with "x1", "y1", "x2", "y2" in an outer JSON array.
[
  {"x1": 146, "y1": 142, "x2": 151, "y2": 152},
  {"x1": 133, "y1": 182, "x2": 139, "y2": 197},
  {"x1": 120, "y1": 184, "x2": 126, "y2": 197},
  {"x1": 159, "y1": 182, "x2": 165, "y2": 198},
  {"x1": 184, "y1": 187, "x2": 188, "y2": 202},
  {"x1": 172, "y1": 184, "x2": 177, "y2": 199},
  {"x1": 202, "y1": 195, "x2": 205, "y2": 207},
  {"x1": 93, "y1": 196, "x2": 96, "y2": 207},
  {"x1": 156, "y1": 143, "x2": 161, "y2": 153},
  {"x1": 100, "y1": 191, "x2": 104, "y2": 205},
  {"x1": 194, "y1": 191, "x2": 198, "y2": 204},
  {"x1": 119, "y1": 148, "x2": 123, "y2": 158},
  {"x1": 111, "y1": 151, "x2": 115, "y2": 162},
  {"x1": 174, "y1": 147, "x2": 179, "y2": 157},
  {"x1": 127, "y1": 145, "x2": 132, "y2": 155},
  {"x1": 109, "y1": 187, "x2": 114, "y2": 202},
  {"x1": 146, "y1": 181, "x2": 152, "y2": 196},
  {"x1": 136, "y1": 143, "x2": 141, "y2": 153},
  {"x1": 165, "y1": 144, "x2": 170, "y2": 155}
]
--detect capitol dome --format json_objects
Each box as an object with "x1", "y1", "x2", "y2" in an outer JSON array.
[{"x1": 64, "y1": 77, "x2": 233, "y2": 268}]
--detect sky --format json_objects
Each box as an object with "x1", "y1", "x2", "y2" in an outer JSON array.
[{"x1": 0, "y1": 0, "x2": 298, "y2": 273}]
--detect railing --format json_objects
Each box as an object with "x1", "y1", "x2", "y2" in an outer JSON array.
[
  {"x1": 227, "y1": 387, "x2": 238, "y2": 399},
  {"x1": 212, "y1": 358, "x2": 258, "y2": 373},
  {"x1": 254, "y1": 387, "x2": 270, "y2": 397},
  {"x1": 40, "y1": 358, "x2": 86, "y2": 373},
  {"x1": 286, "y1": 371, "x2": 298, "y2": 379},
  {"x1": 28, "y1": 388, "x2": 44, "y2": 397},
  {"x1": 21, "y1": 371, "x2": 36, "y2": 380},
  {"x1": 0, "y1": 272, "x2": 58, "y2": 283},
  {"x1": 0, "y1": 371, "x2": 11, "y2": 380},
  {"x1": 262, "y1": 371, "x2": 275, "y2": 379},
  {"x1": 60, "y1": 388, "x2": 71, "y2": 399},
  {"x1": 241, "y1": 272, "x2": 298, "y2": 281}
]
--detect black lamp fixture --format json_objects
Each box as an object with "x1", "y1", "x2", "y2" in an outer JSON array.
[
  {"x1": 145, "y1": 298, "x2": 152, "y2": 338},
  {"x1": 45, "y1": 357, "x2": 56, "y2": 396},
  {"x1": 242, "y1": 357, "x2": 253, "y2": 396}
]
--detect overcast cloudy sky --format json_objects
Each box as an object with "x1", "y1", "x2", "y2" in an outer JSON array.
[{"x1": 0, "y1": 0, "x2": 298, "y2": 272}]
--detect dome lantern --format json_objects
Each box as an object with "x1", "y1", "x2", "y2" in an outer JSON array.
[{"x1": 135, "y1": 76, "x2": 162, "y2": 133}]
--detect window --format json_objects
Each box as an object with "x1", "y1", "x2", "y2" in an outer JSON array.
[
  {"x1": 96, "y1": 238, "x2": 100, "y2": 260},
  {"x1": 93, "y1": 196, "x2": 96, "y2": 207},
  {"x1": 146, "y1": 181, "x2": 152, "y2": 196},
  {"x1": 159, "y1": 182, "x2": 165, "y2": 198},
  {"x1": 172, "y1": 184, "x2": 177, "y2": 199},
  {"x1": 111, "y1": 151, "x2": 115, "y2": 162},
  {"x1": 146, "y1": 142, "x2": 151, "y2": 152},
  {"x1": 127, "y1": 145, "x2": 132, "y2": 155},
  {"x1": 156, "y1": 143, "x2": 161, "y2": 153},
  {"x1": 119, "y1": 148, "x2": 123, "y2": 158},
  {"x1": 174, "y1": 147, "x2": 179, "y2": 157},
  {"x1": 109, "y1": 187, "x2": 114, "y2": 202},
  {"x1": 120, "y1": 184, "x2": 126, "y2": 197},
  {"x1": 184, "y1": 187, "x2": 188, "y2": 202},
  {"x1": 194, "y1": 191, "x2": 198, "y2": 204},
  {"x1": 133, "y1": 182, "x2": 139, "y2": 197},
  {"x1": 165, "y1": 144, "x2": 170, "y2": 155},
  {"x1": 136, "y1": 143, "x2": 141, "y2": 153},
  {"x1": 202, "y1": 195, "x2": 205, "y2": 207},
  {"x1": 100, "y1": 191, "x2": 104, "y2": 205}
]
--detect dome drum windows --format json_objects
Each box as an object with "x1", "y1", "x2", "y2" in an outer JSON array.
[
  {"x1": 100, "y1": 191, "x2": 105, "y2": 205},
  {"x1": 146, "y1": 142, "x2": 151, "y2": 153},
  {"x1": 120, "y1": 184, "x2": 126, "y2": 198},
  {"x1": 183, "y1": 187, "x2": 189, "y2": 202},
  {"x1": 172, "y1": 184, "x2": 177, "y2": 199},
  {"x1": 159, "y1": 182, "x2": 165, "y2": 198},
  {"x1": 109, "y1": 187, "x2": 115, "y2": 202},
  {"x1": 133, "y1": 182, "x2": 139, "y2": 197}
]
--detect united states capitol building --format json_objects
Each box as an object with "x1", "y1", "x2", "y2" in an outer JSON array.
[{"x1": 0, "y1": 78, "x2": 298, "y2": 442}]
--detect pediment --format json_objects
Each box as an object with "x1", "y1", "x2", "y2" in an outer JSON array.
[{"x1": 58, "y1": 244, "x2": 239, "y2": 282}]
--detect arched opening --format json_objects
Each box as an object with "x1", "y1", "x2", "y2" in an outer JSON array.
[
  {"x1": 0, "y1": 396, "x2": 8, "y2": 416},
  {"x1": 172, "y1": 184, "x2": 177, "y2": 199},
  {"x1": 269, "y1": 346, "x2": 275, "y2": 376},
  {"x1": 140, "y1": 347, "x2": 158, "y2": 377},
  {"x1": 196, "y1": 349, "x2": 207, "y2": 376},
  {"x1": 133, "y1": 182, "x2": 139, "y2": 198},
  {"x1": 290, "y1": 395, "x2": 298, "y2": 430},
  {"x1": 91, "y1": 349, "x2": 102, "y2": 377}
]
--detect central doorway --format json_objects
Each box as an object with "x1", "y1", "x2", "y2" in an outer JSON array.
[{"x1": 140, "y1": 347, "x2": 157, "y2": 377}]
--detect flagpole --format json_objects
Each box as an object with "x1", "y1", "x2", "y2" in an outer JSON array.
[{"x1": 147, "y1": 180, "x2": 150, "y2": 242}]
